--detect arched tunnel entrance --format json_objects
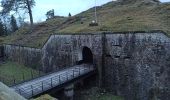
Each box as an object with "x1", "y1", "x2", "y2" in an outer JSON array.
[
  {"x1": 77, "y1": 47, "x2": 93, "y2": 65},
  {"x1": 82, "y1": 47, "x2": 93, "y2": 64}
]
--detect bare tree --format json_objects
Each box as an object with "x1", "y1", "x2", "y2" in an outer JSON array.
[{"x1": 0, "y1": 0, "x2": 35, "y2": 26}]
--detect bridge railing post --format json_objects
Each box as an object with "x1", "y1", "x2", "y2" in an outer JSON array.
[
  {"x1": 18, "y1": 89, "x2": 21, "y2": 95},
  {"x1": 83, "y1": 64, "x2": 85, "y2": 73},
  {"x1": 79, "y1": 66, "x2": 80, "y2": 75},
  {"x1": 42, "y1": 81, "x2": 44, "y2": 91},
  {"x1": 73, "y1": 70, "x2": 74, "y2": 78},
  {"x1": 31, "y1": 70, "x2": 33, "y2": 79},
  {"x1": 59, "y1": 75, "x2": 61, "y2": 84},
  {"x1": 89, "y1": 64, "x2": 90, "y2": 70},
  {"x1": 84, "y1": 64, "x2": 86, "y2": 73},
  {"x1": 66, "y1": 71, "x2": 68, "y2": 81},
  {"x1": 51, "y1": 78, "x2": 53, "y2": 87},
  {"x1": 31, "y1": 85, "x2": 33, "y2": 97}
]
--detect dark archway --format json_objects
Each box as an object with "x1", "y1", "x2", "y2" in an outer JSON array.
[{"x1": 82, "y1": 47, "x2": 93, "y2": 64}]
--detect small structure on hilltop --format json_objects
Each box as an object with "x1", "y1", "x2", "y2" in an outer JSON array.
[
  {"x1": 89, "y1": 20, "x2": 98, "y2": 26},
  {"x1": 89, "y1": 0, "x2": 98, "y2": 26}
]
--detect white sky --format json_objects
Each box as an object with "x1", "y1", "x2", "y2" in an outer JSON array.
[
  {"x1": 32, "y1": 0, "x2": 113, "y2": 22},
  {"x1": 0, "y1": 0, "x2": 170, "y2": 22}
]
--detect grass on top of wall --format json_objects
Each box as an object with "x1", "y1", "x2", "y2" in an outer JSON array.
[{"x1": 0, "y1": 61, "x2": 41, "y2": 86}]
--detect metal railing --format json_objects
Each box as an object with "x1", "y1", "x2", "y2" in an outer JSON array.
[{"x1": 14, "y1": 64, "x2": 95, "y2": 98}]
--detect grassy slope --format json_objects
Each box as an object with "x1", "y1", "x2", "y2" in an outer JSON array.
[
  {"x1": 0, "y1": 61, "x2": 39, "y2": 86},
  {"x1": 1, "y1": 1, "x2": 170, "y2": 48},
  {"x1": 65, "y1": 2, "x2": 170, "y2": 33}
]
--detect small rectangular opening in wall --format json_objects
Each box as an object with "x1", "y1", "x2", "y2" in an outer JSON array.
[
  {"x1": 111, "y1": 41, "x2": 122, "y2": 47},
  {"x1": 65, "y1": 42, "x2": 70, "y2": 45},
  {"x1": 113, "y1": 44, "x2": 122, "y2": 47},
  {"x1": 105, "y1": 54, "x2": 112, "y2": 57},
  {"x1": 123, "y1": 56, "x2": 131, "y2": 59},
  {"x1": 61, "y1": 50, "x2": 65, "y2": 52},
  {"x1": 114, "y1": 55, "x2": 120, "y2": 58}
]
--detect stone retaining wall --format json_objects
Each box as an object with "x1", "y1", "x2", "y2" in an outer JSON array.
[{"x1": 4, "y1": 45, "x2": 42, "y2": 69}]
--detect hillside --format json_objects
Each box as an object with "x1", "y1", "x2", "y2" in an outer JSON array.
[{"x1": 1, "y1": 0, "x2": 170, "y2": 48}]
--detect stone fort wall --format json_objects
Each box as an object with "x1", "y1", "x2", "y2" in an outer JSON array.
[
  {"x1": 104, "y1": 32, "x2": 170, "y2": 100},
  {"x1": 3, "y1": 31, "x2": 170, "y2": 100},
  {"x1": 41, "y1": 34, "x2": 102, "y2": 71}
]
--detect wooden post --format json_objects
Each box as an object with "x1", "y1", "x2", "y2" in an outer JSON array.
[
  {"x1": 31, "y1": 70, "x2": 33, "y2": 79},
  {"x1": 22, "y1": 73, "x2": 25, "y2": 81},
  {"x1": 13, "y1": 76, "x2": 16, "y2": 84},
  {"x1": 39, "y1": 69, "x2": 41, "y2": 76}
]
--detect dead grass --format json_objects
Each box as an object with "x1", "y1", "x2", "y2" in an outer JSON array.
[{"x1": 32, "y1": 94, "x2": 57, "y2": 100}]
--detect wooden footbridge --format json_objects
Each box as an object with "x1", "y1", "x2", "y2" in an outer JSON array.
[{"x1": 11, "y1": 64, "x2": 96, "y2": 99}]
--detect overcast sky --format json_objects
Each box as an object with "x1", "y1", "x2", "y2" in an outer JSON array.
[
  {"x1": 32, "y1": 0, "x2": 113, "y2": 22},
  {"x1": 0, "y1": 0, "x2": 170, "y2": 22}
]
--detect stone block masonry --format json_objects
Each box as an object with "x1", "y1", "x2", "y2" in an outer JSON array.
[
  {"x1": 2, "y1": 31, "x2": 170, "y2": 100},
  {"x1": 104, "y1": 32, "x2": 170, "y2": 100},
  {"x1": 42, "y1": 34, "x2": 102, "y2": 72},
  {"x1": 4, "y1": 45, "x2": 42, "y2": 70}
]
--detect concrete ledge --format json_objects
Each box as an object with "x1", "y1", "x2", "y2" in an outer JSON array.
[{"x1": 0, "y1": 82, "x2": 26, "y2": 100}]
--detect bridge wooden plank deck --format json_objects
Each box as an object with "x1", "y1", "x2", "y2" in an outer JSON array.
[{"x1": 11, "y1": 64, "x2": 94, "y2": 99}]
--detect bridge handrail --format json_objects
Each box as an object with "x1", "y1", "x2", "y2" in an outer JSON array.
[
  {"x1": 19, "y1": 65, "x2": 91, "y2": 89},
  {"x1": 16, "y1": 64, "x2": 94, "y2": 98}
]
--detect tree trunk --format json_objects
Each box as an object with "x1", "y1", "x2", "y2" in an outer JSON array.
[{"x1": 26, "y1": 0, "x2": 33, "y2": 26}]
